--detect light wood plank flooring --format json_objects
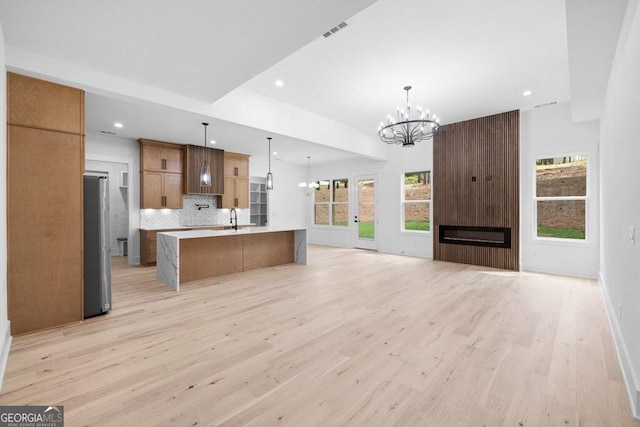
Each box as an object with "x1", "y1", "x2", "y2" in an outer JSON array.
[{"x1": 0, "y1": 245, "x2": 636, "y2": 426}]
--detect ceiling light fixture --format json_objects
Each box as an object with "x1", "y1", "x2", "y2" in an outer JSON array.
[
  {"x1": 378, "y1": 86, "x2": 440, "y2": 147},
  {"x1": 200, "y1": 123, "x2": 212, "y2": 187},
  {"x1": 275, "y1": 80, "x2": 284, "y2": 87},
  {"x1": 299, "y1": 156, "x2": 320, "y2": 196},
  {"x1": 522, "y1": 90, "x2": 532, "y2": 96},
  {"x1": 266, "y1": 137, "x2": 274, "y2": 190},
  {"x1": 114, "y1": 122, "x2": 123, "y2": 128}
]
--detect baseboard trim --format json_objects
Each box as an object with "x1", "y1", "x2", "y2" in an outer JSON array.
[
  {"x1": 599, "y1": 273, "x2": 640, "y2": 420},
  {"x1": 0, "y1": 321, "x2": 12, "y2": 392}
]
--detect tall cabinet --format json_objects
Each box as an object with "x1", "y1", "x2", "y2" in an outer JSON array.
[
  {"x1": 139, "y1": 139, "x2": 183, "y2": 209},
  {"x1": 219, "y1": 152, "x2": 250, "y2": 209},
  {"x1": 7, "y1": 73, "x2": 85, "y2": 335}
]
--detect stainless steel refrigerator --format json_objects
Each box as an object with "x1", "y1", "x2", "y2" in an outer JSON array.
[{"x1": 83, "y1": 175, "x2": 112, "y2": 318}]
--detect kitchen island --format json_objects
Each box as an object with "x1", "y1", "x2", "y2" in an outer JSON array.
[{"x1": 156, "y1": 227, "x2": 307, "y2": 291}]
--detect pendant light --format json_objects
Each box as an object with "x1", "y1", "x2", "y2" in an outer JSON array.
[
  {"x1": 299, "y1": 156, "x2": 320, "y2": 196},
  {"x1": 266, "y1": 137, "x2": 274, "y2": 190},
  {"x1": 200, "y1": 123, "x2": 212, "y2": 187}
]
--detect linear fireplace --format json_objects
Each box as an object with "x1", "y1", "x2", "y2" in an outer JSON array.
[{"x1": 439, "y1": 225, "x2": 511, "y2": 249}]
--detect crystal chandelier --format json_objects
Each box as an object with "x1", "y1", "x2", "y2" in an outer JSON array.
[
  {"x1": 299, "y1": 156, "x2": 319, "y2": 196},
  {"x1": 378, "y1": 86, "x2": 440, "y2": 147}
]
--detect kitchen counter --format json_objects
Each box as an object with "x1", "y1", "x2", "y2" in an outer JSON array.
[
  {"x1": 139, "y1": 223, "x2": 255, "y2": 231},
  {"x1": 156, "y1": 226, "x2": 307, "y2": 291}
]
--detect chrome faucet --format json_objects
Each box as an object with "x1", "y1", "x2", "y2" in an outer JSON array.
[{"x1": 230, "y1": 208, "x2": 238, "y2": 231}]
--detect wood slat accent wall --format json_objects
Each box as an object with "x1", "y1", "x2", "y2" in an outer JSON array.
[{"x1": 433, "y1": 110, "x2": 519, "y2": 270}]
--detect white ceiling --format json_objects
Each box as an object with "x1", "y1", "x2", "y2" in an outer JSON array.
[{"x1": 0, "y1": 0, "x2": 614, "y2": 166}]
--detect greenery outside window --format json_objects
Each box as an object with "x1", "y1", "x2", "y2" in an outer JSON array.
[
  {"x1": 314, "y1": 178, "x2": 349, "y2": 227},
  {"x1": 535, "y1": 156, "x2": 587, "y2": 240},
  {"x1": 402, "y1": 171, "x2": 430, "y2": 232}
]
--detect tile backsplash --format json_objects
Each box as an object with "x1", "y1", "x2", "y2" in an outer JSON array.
[{"x1": 140, "y1": 194, "x2": 250, "y2": 229}]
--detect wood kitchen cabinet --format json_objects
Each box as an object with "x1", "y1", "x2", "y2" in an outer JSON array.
[
  {"x1": 219, "y1": 152, "x2": 250, "y2": 208},
  {"x1": 139, "y1": 139, "x2": 183, "y2": 209},
  {"x1": 7, "y1": 73, "x2": 84, "y2": 335},
  {"x1": 184, "y1": 145, "x2": 224, "y2": 195}
]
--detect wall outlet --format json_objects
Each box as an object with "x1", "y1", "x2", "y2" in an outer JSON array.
[{"x1": 630, "y1": 226, "x2": 635, "y2": 245}]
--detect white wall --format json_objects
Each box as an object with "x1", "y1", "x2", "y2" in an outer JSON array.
[
  {"x1": 85, "y1": 134, "x2": 140, "y2": 264},
  {"x1": 0, "y1": 21, "x2": 11, "y2": 389},
  {"x1": 520, "y1": 103, "x2": 600, "y2": 278},
  {"x1": 309, "y1": 142, "x2": 433, "y2": 258},
  {"x1": 599, "y1": 0, "x2": 640, "y2": 417},
  {"x1": 248, "y1": 157, "x2": 308, "y2": 229}
]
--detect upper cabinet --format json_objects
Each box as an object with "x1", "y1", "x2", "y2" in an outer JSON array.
[
  {"x1": 139, "y1": 139, "x2": 184, "y2": 209},
  {"x1": 8, "y1": 72, "x2": 84, "y2": 135},
  {"x1": 139, "y1": 139, "x2": 183, "y2": 173},
  {"x1": 219, "y1": 152, "x2": 250, "y2": 209},
  {"x1": 184, "y1": 145, "x2": 224, "y2": 195}
]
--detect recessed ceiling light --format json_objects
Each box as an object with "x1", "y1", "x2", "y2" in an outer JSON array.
[
  {"x1": 275, "y1": 80, "x2": 284, "y2": 87},
  {"x1": 273, "y1": 151, "x2": 278, "y2": 155},
  {"x1": 210, "y1": 140, "x2": 216, "y2": 145},
  {"x1": 114, "y1": 122, "x2": 123, "y2": 128},
  {"x1": 522, "y1": 90, "x2": 532, "y2": 97}
]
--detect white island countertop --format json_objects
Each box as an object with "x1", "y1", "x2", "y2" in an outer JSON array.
[
  {"x1": 157, "y1": 226, "x2": 307, "y2": 291},
  {"x1": 159, "y1": 226, "x2": 305, "y2": 239}
]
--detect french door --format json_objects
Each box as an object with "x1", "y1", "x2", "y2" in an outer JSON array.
[{"x1": 353, "y1": 175, "x2": 378, "y2": 250}]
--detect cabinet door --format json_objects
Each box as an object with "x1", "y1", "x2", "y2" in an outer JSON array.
[
  {"x1": 141, "y1": 145, "x2": 166, "y2": 172},
  {"x1": 142, "y1": 171, "x2": 164, "y2": 208},
  {"x1": 236, "y1": 157, "x2": 249, "y2": 178},
  {"x1": 164, "y1": 173, "x2": 183, "y2": 209},
  {"x1": 164, "y1": 146, "x2": 183, "y2": 174},
  {"x1": 236, "y1": 178, "x2": 249, "y2": 209},
  {"x1": 224, "y1": 156, "x2": 237, "y2": 177},
  {"x1": 221, "y1": 176, "x2": 236, "y2": 208},
  {"x1": 8, "y1": 125, "x2": 83, "y2": 334},
  {"x1": 8, "y1": 72, "x2": 84, "y2": 134}
]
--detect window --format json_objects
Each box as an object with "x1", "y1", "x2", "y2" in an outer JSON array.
[
  {"x1": 402, "y1": 171, "x2": 431, "y2": 232},
  {"x1": 534, "y1": 156, "x2": 587, "y2": 240},
  {"x1": 314, "y1": 178, "x2": 349, "y2": 227}
]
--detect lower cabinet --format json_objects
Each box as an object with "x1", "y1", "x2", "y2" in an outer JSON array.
[{"x1": 140, "y1": 226, "x2": 253, "y2": 266}]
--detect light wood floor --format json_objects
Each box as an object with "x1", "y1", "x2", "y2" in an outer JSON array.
[{"x1": 0, "y1": 245, "x2": 636, "y2": 426}]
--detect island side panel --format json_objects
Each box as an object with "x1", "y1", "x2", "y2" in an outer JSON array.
[
  {"x1": 179, "y1": 235, "x2": 244, "y2": 283},
  {"x1": 294, "y1": 229, "x2": 307, "y2": 265},
  {"x1": 157, "y1": 233, "x2": 179, "y2": 291},
  {"x1": 242, "y1": 231, "x2": 294, "y2": 271}
]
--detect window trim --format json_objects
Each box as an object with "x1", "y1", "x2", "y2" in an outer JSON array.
[
  {"x1": 401, "y1": 170, "x2": 432, "y2": 234},
  {"x1": 532, "y1": 152, "x2": 590, "y2": 244}
]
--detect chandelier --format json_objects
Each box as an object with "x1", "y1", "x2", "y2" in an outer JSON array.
[
  {"x1": 266, "y1": 137, "x2": 273, "y2": 190},
  {"x1": 378, "y1": 86, "x2": 440, "y2": 147},
  {"x1": 299, "y1": 156, "x2": 319, "y2": 196},
  {"x1": 200, "y1": 123, "x2": 211, "y2": 186}
]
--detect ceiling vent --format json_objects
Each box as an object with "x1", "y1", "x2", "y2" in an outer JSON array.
[
  {"x1": 534, "y1": 101, "x2": 558, "y2": 109},
  {"x1": 323, "y1": 21, "x2": 348, "y2": 38},
  {"x1": 100, "y1": 130, "x2": 117, "y2": 135}
]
